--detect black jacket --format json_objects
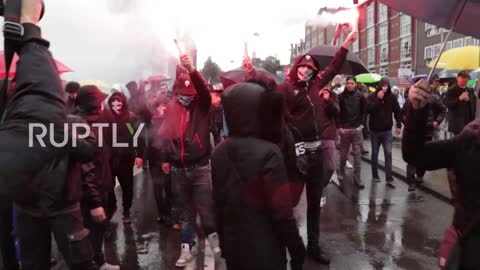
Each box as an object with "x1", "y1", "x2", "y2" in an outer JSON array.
[
  {"x1": 402, "y1": 92, "x2": 446, "y2": 137},
  {"x1": 278, "y1": 48, "x2": 348, "y2": 141},
  {"x1": 338, "y1": 89, "x2": 366, "y2": 129},
  {"x1": 158, "y1": 70, "x2": 212, "y2": 167},
  {"x1": 444, "y1": 85, "x2": 476, "y2": 135},
  {"x1": 212, "y1": 83, "x2": 305, "y2": 270},
  {"x1": 0, "y1": 26, "x2": 99, "y2": 213},
  {"x1": 367, "y1": 89, "x2": 402, "y2": 132},
  {"x1": 76, "y1": 109, "x2": 114, "y2": 195},
  {"x1": 108, "y1": 92, "x2": 144, "y2": 158}
]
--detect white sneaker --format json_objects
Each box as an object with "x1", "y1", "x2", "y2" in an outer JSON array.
[
  {"x1": 176, "y1": 243, "x2": 195, "y2": 267},
  {"x1": 207, "y1": 232, "x2": 222, "y2": 259},
  {"x1": 99, "y1": 263, "x2": 120, "y2": 270},
  {"x1": 346, "y1": 160, "x2": 353, "y2": 169}
]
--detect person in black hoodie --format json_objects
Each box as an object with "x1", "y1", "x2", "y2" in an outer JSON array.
[
  {"x1": 403, "y1": 81, "x2": 480, "y2": 270},
  {"x1": 212, "y1": 81, "x2": 305, "y2": 270},
  {"x1": 158, "y1": 55, "x2": 220, "y2": 268},
  {"x1": 0, "y1": 4, "x2": 100, "y2": 269},
  {"x1": 75, "y1": 85, "x2": 119, "y2": 270},
  {"x1": 107, "y1": 91, "x2": 144, "y2": 224},
  {"x1": 366, "y1": 77, "x2": 402, "y2": 188},
  {"x1": 277, "y1": 30, "x2": 358, "y2": 264}
]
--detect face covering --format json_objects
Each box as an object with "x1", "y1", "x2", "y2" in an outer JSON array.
[
  {"x1": 111, "y1": 100, "x2": 123, "y2": 114},
  {"x1": 178, "y1": 95, "x2": 194, "y2": 107},
  {"x1": 382, "y1": 86, "x2": 389, "y2": 92}
]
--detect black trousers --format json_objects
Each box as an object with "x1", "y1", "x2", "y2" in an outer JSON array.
[
  {"x1": 305, "y1": 147, "x2": 324, "y2": 246},
  {"x1": 82, "y1": 206, "x2": 107, "y2": 267},
  {"x1": 16, "y1": 204, "x2": 98, "y2": 270},
  {"x1": 111, "y1": 154, "x2": 135, "y2": 215},
  {"x1": 0, "y1": 202, "x2": 19, "y2": 270},
  {"x1": 150, "y1": 163, "x2": 172, "y2": 218}
]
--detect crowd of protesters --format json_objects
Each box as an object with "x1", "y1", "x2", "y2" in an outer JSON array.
[{"x1": 0, "y1": 1, "x2": 479, "y2": 269}]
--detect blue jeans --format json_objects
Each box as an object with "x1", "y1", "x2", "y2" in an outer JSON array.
[
  {"x1": 370, "y1": 130, "x2": 393, "y2": 181},
  {"x1": 172, "y1": 164, "x2": 216, "y2": 246}
]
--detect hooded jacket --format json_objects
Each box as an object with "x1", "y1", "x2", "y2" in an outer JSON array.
[
  {"x1": 157, "y1": 70, "x2": 212, "y2": 167},
  {"x1": 278, "y1": 48, "x2": 348, "y2": 142},
  {"x1": 108, "y1": 92, "x2": 144, "y2": 158},
  {"x1": 212, "y1": 82, "x2": 305, "y2": 270},
  {"x1": 367, "y1": 81, "x2": 402, "y2": 132}
]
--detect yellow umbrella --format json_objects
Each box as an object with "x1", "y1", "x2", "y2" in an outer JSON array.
[
  {"x1": 79, "y1": 80, "x2": 111, "y2": 94},
  {"x1": 428, "y1": 46, "x2": 480, "y2": 70}
]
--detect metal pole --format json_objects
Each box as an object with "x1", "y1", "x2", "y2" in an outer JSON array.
[
  {"x1": 427, "y1": 0, "x2": 467, "y2": 81},
  {"x1": 427, "y1": 27, "x2": 454, "y2": 81}
]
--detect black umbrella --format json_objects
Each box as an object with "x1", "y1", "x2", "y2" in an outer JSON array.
[
  {"x1": 306, "y1": 45, "x2": 369, "y2": 76},
  {"x1": 379, "y1": 0, "x2": 480, "y2": 39},
  {"x1": 220, "y1": 67, "x2": 283, "y2": 88},
  {"x1": 379, "y1": 0, "x2": 480, "y2": 81}
]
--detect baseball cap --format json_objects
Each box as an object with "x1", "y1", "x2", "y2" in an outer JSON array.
[{"x1": 457, "y1": 70, "x2": 471, "y2": 79}]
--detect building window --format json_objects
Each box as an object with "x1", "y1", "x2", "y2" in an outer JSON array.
[
  {"x1": 318, "y1": 31, "x2": 324, "y2": 45},
  {"x1": 380, "y1": 66, "x2": 388, "y2": 77},
  {"x1": 453, "y1": 38, "x2": 464, "y2": 48},
  {"x1": 368, "y1": 27, "x2": 375, "y2": 47},
  {"x1": 465, "y1": 37, "x2": 473, "y2": 46},
  {"x1": 367, "y1": 4, "x2": 375, "y2": 28},
  {"x1": 380, "y1": 43, "x2": 388, "y2": 64},
  {"x1": 433, "y1": 44, "x2": 442, "y2": 59},
  {"x1": 379, "y1": 22, "x2": 388, "y2": 44},
  {"x1": 368, "y1": 48, "x2": 376, "y2": 67},
  {"x1": 401, "y1": 36, "x2": 412, "y2": 59},
  {"x1": 400, "y1": 14, "x2": 411, "y2": 37},
  {"x1": 353, "y1": 38, "x2": 359, "y2": 53},
  {"x1": 424, "y1": 46, "x2": 432, "y2": 60},
  {"x1": 425, "y1": 23, "x2": 440, "y2": 37},
  {"x1": 446, "y1": 41, "x2": 452, "y2": 50},
  {"x1": 378, "y1": 3, "x2": 388, "y2": 23},
  {"x1": 401, "y1": 60, "x2": 412, "y2": 70}
]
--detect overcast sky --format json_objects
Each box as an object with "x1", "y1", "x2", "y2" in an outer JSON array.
[{"x1": 16, "y1": 0, "x2": 365, "y2": 84}]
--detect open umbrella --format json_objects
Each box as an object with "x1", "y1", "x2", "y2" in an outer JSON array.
[
  {"x1": 79, "y1": 80, "x2": 110, "y2": 94},
  {"x1": 410, "y1": 74, "x2": 428, "y2": 84},
  {"x1": 148, "y1": 74, "x2": 170, "y2": 82},
  {"x1": 355, "y1": 73, "x2": 382, "y2": 84},
  {"x1": 428, "y1": 46, "x2": 480, "y2": 70},
  {"x1": 0, "y1": 51, "x2": 72, "y2": 79},
  {"x1": 379, "y1": 0, "x2": 480, "y2": 39},
  {"x1": 379, "y1": 0, "x2": 480, "y2": 82},
  {"x1": 306, "y1": 45, "x2": 369, "y2": 75},
  {"x1": 220, "y1": 67, "x2": 283, "y2": 88}
]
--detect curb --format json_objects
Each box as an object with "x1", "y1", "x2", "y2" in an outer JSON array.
[{"x1": 360, "y1": 155, "x2": 452, "y2": 204}]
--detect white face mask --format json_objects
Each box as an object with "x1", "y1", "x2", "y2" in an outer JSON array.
[
  {"x1": 112, "y1": 100, "x2": 123, "y2": 114},
  {"x1": 297, "y1": 66, "x2": 313, "y2": 82}
]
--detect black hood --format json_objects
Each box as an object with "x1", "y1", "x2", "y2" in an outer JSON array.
[
  {"x1": 108, "y1": 91, "x2": 129, "y2": 117},
  {"x1": 222, "y1": 81, "x2": 284, "y2": 143},
  {"x1": 289, "y1": 54, "x2": 320, "y2": 84},
  {"x1": 376, "y1": 77, "x2": 392, "y2": 94},
  {"x1": 222, "y1": 83, "x2": 264, "y2": 138}
]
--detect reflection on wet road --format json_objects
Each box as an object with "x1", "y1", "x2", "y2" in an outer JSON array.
[{"x1": 46, "y1": 160, "x2": 452, "y2": 270}]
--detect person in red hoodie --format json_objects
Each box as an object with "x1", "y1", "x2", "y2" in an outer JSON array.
[
  {"x1": 158, "y1": 55, "x2": 220, "y2": 267},
  {"x1": 277, "y1": 31, "x2": 358, "y2": 265}
]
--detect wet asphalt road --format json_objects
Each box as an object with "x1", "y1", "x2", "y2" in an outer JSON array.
[{"x1": 36, "y1": 160, "x2": 453, "y2": 269}]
